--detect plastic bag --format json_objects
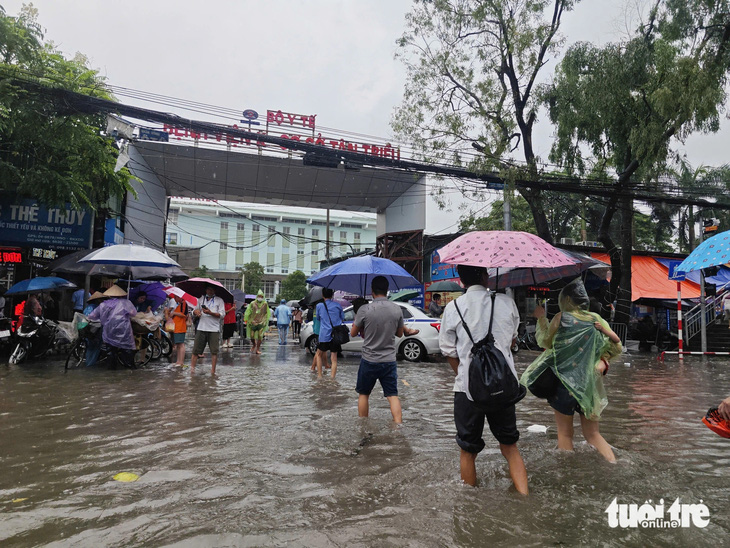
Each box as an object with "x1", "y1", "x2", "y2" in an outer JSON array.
[{"x1": 164, "y1": 319, "x2": 176, "y2": 333}]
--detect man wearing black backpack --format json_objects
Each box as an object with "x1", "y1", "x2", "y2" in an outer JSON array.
[{"x1": 439, "y1": 264, "x2": 528, "y2": 494}]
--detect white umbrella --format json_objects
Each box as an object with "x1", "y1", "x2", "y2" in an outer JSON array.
[{"x1": 79, "y1": 244, "x2": 179, "y2": 268}]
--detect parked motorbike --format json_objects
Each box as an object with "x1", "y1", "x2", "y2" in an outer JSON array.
[
  {"x1": 0, "y1": 316, "x2": 13, "y2": 353},
  {"x1": 511, "y1": 321, "x2": 540, "y2": 353},
  {"x1": 9, "y1": 315, "x2": 73, "y2": 364}
]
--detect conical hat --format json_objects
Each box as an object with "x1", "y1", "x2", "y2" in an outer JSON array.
[
  {"x1": 103, "y1": 284, "x2": 127, "y2": 298},
  {"x1": 87, "y1": 291, "x2": 107, "y2": 302}
]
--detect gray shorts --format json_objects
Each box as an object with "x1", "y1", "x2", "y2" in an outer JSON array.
[{"x1": 193, "y1": 330, "x2": 220, "y2": 355}]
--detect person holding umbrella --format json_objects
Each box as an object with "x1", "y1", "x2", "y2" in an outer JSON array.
[
  {"x1": 291, "y1": 305, "x2": 303, "y2": 341},
  {"x1": 190, "y1": 284, "x2": 225, "y2": 374},
  {"x1": 245, "y1": 290, "x2": 270, "y2": 354},
  {"x1": 429, "y1": 293, "x2": 444, "y2": 318},
  {"x1": 315, "y1": 288, "x2": 344, "y2": 379},
  {"x1": 439, "y1": 265, "x2": 528, "y2": 493}
]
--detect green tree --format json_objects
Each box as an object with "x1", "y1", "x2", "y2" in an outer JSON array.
[
  {"x1": 545, "y1": 1, "x2": 730, "y2": 322},
  {"x1": 189, "y1": 265, "x2": 209, "y2": 278},
  {"x1": 394, "y1": 0, "x2": 581, "y2": 242},
  {"x1": 242, "y1": 262, "x2": 264, "y2": 295},
  {"x1": 279, "y1": 270, "x2": 307, "y2": 302},
  {"x1": 0, "y1": 5, "x2": 132, "y2": 208}
]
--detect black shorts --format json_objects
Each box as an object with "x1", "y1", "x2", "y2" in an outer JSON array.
[
  {"x1": 548, "y1": 382, "x2": 584, "y2": 416},
  {"x1": 454, "y1": 392, "x2": 520, "y2": 452},
  {"x1": 222, "y1": 323, "x2": 236, "y2": 339},
  {"x1": 317, "y1": 340, "x2": 341, "y2": 353}
]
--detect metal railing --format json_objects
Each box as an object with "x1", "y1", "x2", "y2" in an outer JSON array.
[
  {"x1": 684, "y1": 291, "x2": 725, "y2": 341},
  {"x1": 610, "y1": 322, "x2": 627, "y2": 346}
]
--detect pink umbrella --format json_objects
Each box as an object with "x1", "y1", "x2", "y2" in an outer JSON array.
[
  {"x1": 163, "y1": 286, "x2": 198, "y2": 307},
  {"x1": 438, "y1": 231, "x2": 578, "y2": 269},
  {"x1": 175, "y1": 277, "x2": 234, "y2": 303}
]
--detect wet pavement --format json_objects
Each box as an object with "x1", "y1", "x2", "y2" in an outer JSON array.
[{"x1": 1, "y1": 336, "x2": 729, "y2": 547}]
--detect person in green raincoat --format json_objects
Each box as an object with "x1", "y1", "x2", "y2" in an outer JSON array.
[
  {"x1": 519, "y1": 278, "x2": 621, "y2": 462},
  {"x1": 245, "y1": 290, "x2": 270, "y2": 354}
]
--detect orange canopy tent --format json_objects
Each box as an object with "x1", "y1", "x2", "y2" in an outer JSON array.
[{"x1": 592, "y1": 253, "x2": 700, "y2": 301}]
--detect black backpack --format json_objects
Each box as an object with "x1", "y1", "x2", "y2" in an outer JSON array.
[{"x1": 454, "y1": 293, "x2": 526, "y2": 411}]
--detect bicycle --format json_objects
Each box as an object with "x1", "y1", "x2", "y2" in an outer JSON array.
[
  {"x1": 511, "y1": 321, "x2": 540, "y2": 353},
  {"x1": 65, "y1": 323, "x2": 153, "y2": 370}
]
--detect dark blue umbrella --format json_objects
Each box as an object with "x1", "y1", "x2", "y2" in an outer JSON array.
[
  {"x1": 5, "y1": 276, "x2": 76, "y2": 295},
  {"x1": 307, "y1": 256, "x2": 419, "y2": 295}
]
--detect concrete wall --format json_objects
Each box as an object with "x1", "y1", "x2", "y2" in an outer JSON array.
[
  {"x1": 377, "y1": 175, "x2": 426, "y2": 237},
  {"x1": 124, "y1": 146, "x2": 167, "y2": 248}
]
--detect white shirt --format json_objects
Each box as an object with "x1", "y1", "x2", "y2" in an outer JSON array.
[
  {"x1": 439, "y1": 285, "x2": 520, "y2": 398},
  {"x1": 196, "y1": 294, "x2": 225, "y2": 332}
]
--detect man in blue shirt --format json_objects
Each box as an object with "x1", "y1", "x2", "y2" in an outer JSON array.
[
  {"x1": 72, "y1": 287, "x2": 91, "y2": 314},
  {"x1": 315, "y1": 288, "x2": 344, "y2": 379},
  {"x1": 274, "y1": 299, "x2": 292, "y2": 345}
]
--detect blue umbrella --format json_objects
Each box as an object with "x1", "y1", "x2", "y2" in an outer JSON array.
[
  {"x1": 5, "y1": 276, "x2": 76, "y2": 295},
  {"x1": 307, "y1": 256, "x2": 419, "y2": 295},
  {"x1": 676, "y1": 231, "x2": 730, "y2": 273}
]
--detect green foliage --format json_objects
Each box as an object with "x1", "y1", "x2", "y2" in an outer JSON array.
[
  {"x1": 242, "y1": 262, "x2": 264, "y2": 295},
  {"x1": 189, "y1": 265, "x2": 209, "y2": 278},
  {"x1": 279, "y1": 270, "x2": 307, "y2": 302},
  {"x1": 394, "y1": 0, "x2": 580, "y2": 241},
  {"x1": 0, "y1": 5, "x2": 132, "y2": 209},
  {"x1": 546, "y1": 2, "x2": 730, "y2": 180}
]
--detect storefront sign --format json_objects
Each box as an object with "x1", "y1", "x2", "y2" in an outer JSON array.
[
  {"x1": 0, "y1": 247, "x2": 23, "y2": 265},
  {"x1": 0, "y1": 195, "x2": 92, "y2": 250},
  {"x1": 430, "y1": 251, "x2": 459, "y2": 281},
  {"x1": 160, "y1": 107, "x2": 400, "y2": 161}
]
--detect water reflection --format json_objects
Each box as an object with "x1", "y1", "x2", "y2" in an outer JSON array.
[{"x1": 0, "y1": 349, "x2": 728, "y2": 546}]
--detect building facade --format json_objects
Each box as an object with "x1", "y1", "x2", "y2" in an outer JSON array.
[{"x1": 165, "y1": 198, "x2": 376, "y2": 297}]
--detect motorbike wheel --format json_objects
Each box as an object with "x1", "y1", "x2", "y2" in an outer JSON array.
[
  {"x1": 159, "y1": 334, "x2": 173, "y2": 357},
  {"x1": 511, "y1": 340, "x2": 520, "y2": 353},
  {"x1": 9, "y1": 343, "x2": 27, "y2": 364},
  {"x1": 134, "y1": 338, "x2": 153, "y2": 367},
  {"x1": 65, "y1": 340, "x2": 87, "y2": 370},
  {"x1": 149, "y1": 338, "x2": 162, "y2": 360}
]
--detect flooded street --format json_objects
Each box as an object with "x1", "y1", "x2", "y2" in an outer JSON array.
[{"x1": 1, "y1": 341, "x2": 728, "y2": 547}]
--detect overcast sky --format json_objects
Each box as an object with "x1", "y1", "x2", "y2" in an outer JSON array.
[{"x1": 4, "y1": 0, "x2": 728, "y2": 234}]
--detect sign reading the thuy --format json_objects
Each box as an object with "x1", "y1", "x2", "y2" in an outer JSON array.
[{"x1": 0, "y1": 195, "x2": 92, "y2": 250}]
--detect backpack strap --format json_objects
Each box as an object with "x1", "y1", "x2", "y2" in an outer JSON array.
[
  {"x1": 454, "y1": 291, "x2": 497, "y2": 344},
  {"x1": 453, "y1": 300, "x2": 474, "y2": 345},
  {"x1": 487, "y1": 292, "x2": 496, "y2": 337}
]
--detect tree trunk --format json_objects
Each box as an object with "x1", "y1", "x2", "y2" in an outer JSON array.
[
  {"x1": 519, "y1": 187, "x2": 553, "y2": 243},
  {"x1": 614, "y1": 196, "x2": 633, "y2": 325}
]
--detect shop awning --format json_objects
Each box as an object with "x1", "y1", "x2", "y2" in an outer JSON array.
[{"x1": 592, "y1": 254, "x2": 701, "y2": 301}]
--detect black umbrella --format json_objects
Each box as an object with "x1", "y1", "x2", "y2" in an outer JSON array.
[
  {"x1": 426, "y1": 280, "x2": 464, "y2": 292},
  {"x1": 299, "y1": 286, "x2": 324, "y2": 307},
  {"x1": 43, "y1": 249, "x2": 188, "y2": 281}
]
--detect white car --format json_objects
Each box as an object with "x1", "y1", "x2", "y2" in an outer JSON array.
[{"x1": 299, "y1": 302, "x2": 441, "y2": 362}]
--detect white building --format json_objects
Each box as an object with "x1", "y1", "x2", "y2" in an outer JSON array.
[{"x1": 165, "y1": 198, "x2": 376, "y2": 297}]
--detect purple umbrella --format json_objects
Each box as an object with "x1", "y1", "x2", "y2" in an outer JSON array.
[{"x1": 128, "y1": 282, "x2": 168, "y2": 309}]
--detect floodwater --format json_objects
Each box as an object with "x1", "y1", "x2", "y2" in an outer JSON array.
[{"x1": 1, "y1": 339, "x2": 728, "y2": 547}]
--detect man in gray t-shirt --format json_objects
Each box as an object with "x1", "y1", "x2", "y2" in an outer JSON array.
[{"x1": 351, "y1": 276, "x2": 419, "y2": 424}]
